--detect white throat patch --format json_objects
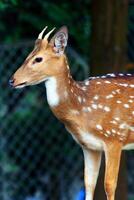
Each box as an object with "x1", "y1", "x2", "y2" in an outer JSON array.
[{"x1": 45, "y1": 77, "x2": 60, "y2": 107}]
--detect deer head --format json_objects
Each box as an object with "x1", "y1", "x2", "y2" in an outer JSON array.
[{"x1": 9, "y1": 26, "x2": 68, "y2": 88}]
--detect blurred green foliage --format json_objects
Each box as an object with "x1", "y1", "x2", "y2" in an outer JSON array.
[
  {"x1": 0, "y1": 0, "x2": 17, "y2": 9},
  {"x1": 0, "y1": 0, "x2": 91, "y2": 56}
]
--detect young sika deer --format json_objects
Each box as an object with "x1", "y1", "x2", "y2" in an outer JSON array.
[{"x1": 9, "y1": 26, "x2": 134, "y2": 200}]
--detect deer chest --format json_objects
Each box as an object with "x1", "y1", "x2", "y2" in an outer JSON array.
[{"x1": 66, "y1": 126, "x2": 103, "y2": 151}]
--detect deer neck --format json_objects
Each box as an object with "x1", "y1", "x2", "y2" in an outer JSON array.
[
  {"x1": 45, "y1": 66, "x2": 75, "y2": 108},
  {"x1": 45, "y1": 56, "x2": 85, "y2": 112},
  {"x1": 45, "y1": 77, "x2": 60, "y2": 107}
]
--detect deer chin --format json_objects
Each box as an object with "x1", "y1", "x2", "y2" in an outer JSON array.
[
  {"x1": 14, "y1": 82, "x2": 27, "y2": 89},
  {"x1": 30, "y1": 77, "x2": 50, "y2": 85},
  {"x1": 14, "y1": 77, "x2": 49, "y2": 89}
]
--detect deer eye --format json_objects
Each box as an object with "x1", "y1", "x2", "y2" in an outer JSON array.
[{"x1": 34, "y1": 57, "x2": 43, "y2": 63}]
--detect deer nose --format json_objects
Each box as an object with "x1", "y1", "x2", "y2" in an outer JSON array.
[{"x1": 9, "y1": 77, "x2": 15, "y2": 87}]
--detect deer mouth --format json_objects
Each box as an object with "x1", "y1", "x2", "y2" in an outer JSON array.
[{"x1": 14, "y1": 82, "x2": 27, "y2": 89}]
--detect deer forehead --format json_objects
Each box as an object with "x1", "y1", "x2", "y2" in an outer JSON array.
[
  {"x1": 29, "y1": 41, "x2": 54, "y2": 58},
  {"x1": 35, "y1": 39, "x2": 48, "y2": 50}
]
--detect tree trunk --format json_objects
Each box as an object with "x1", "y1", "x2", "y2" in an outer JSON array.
[
  {"x1": 90, "y1": 0, "x2": 128, "y2": 199},
  {"x1": 90, "y1": 0, "x2": 128, "y2": 75}
]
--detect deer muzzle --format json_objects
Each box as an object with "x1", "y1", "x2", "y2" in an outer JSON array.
[{"x1": 9, "y1": 76, "x2": 27, "y2": 88}]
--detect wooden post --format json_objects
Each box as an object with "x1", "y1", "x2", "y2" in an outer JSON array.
[{"x1": 90, "y1": 0, "x2": 128, "y2": 199}]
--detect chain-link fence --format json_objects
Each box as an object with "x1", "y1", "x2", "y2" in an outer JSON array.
[
  {"x1": 2, "y1": 38, "x2": 134, "y2": 200},
  {"x1": 0, "y1": 41, "x2": 89, "y2": 200}
]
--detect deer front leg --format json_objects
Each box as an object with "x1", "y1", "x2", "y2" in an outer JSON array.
[
  {"x1": 104, "y1": 143, "x2": 122, "y2": 200},
  {"x1": 83, "y1": 149, "x2": 102, "y2": 200}
]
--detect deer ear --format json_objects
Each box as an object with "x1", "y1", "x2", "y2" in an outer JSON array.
[{"x1": 50, "y1": 26, "x2": 68, "y2": 55}]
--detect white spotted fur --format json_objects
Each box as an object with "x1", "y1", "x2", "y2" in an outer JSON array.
[{"x1": 96, "y1": 124, "x2": 103, "y2": 131}]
